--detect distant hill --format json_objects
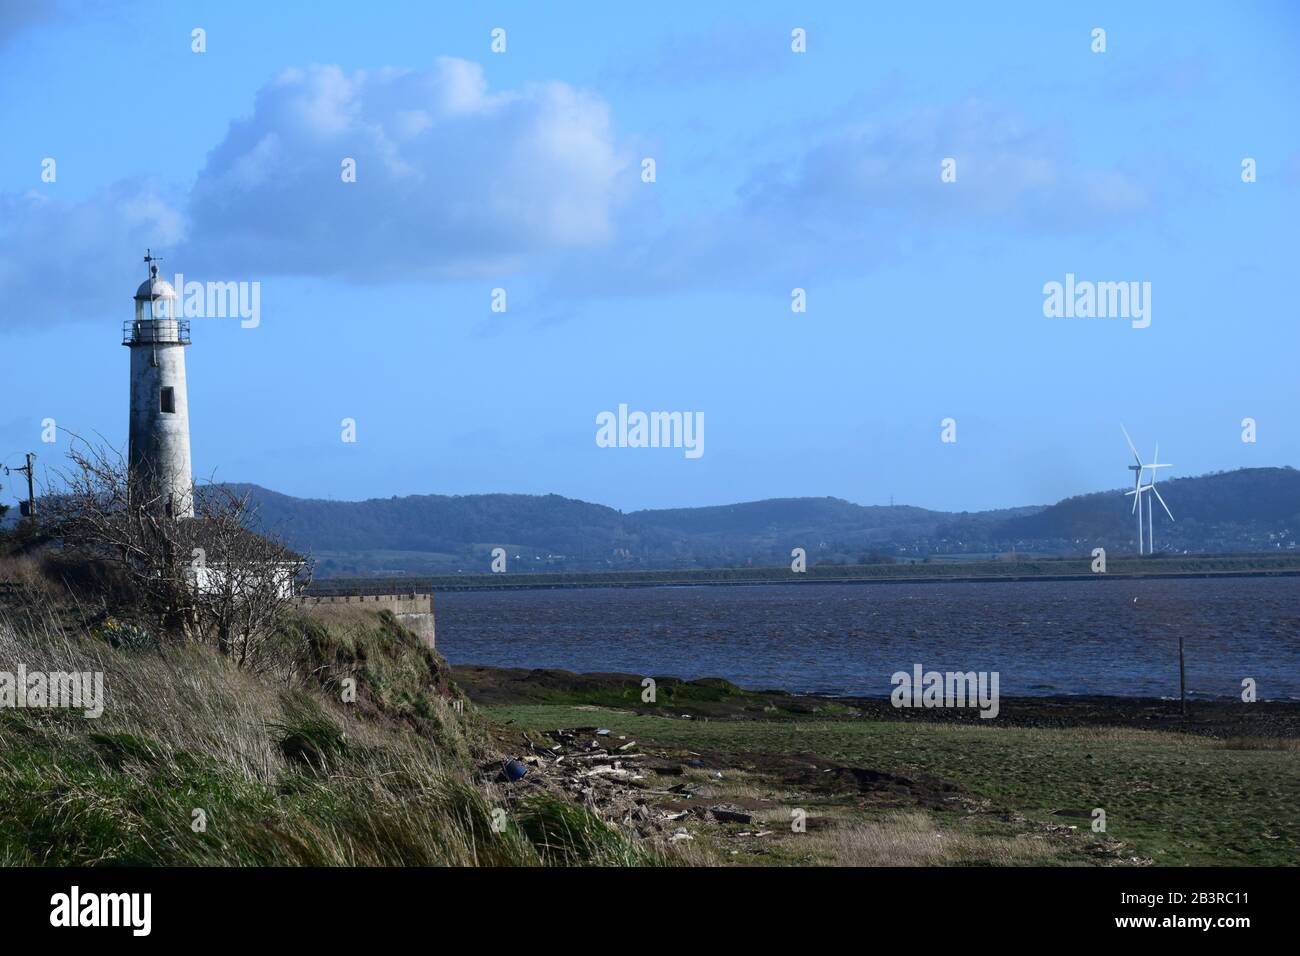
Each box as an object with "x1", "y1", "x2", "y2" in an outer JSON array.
[
  {"x1": 990, "y1": 467, "x2": 1300, "y2": 554},
  {"x1": 228, "y1": 467, "x2": 1299, "y2": 577},
  {"x1": 225, "y1": 485, "x2": 638, "y2": 564}
]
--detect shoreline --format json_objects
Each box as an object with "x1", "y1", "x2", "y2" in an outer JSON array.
[
  {"x1": 433, "y1": 566, "x2": 1300, "y2": 592},
  {"x1": 312, "y1": 563, "x2": 1300, "y2": 594},
  {"x1": 452, "y1": 664, "x2": 1300, "y2": 739}
]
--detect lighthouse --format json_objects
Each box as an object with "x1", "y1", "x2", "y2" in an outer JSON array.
[{"x1": 124, "y1": 250, "x2": 194, "y2": 518}]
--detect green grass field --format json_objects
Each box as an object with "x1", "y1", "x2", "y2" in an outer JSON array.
[{"x1": 486, "y1": 703, "x2": 1300, "y2": 866}]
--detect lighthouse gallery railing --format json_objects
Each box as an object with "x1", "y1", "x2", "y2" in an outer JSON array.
[{"x1": 122, "y1": 319, "x2": 192, "y2": 345}]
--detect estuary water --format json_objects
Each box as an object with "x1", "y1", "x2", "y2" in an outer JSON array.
[{"x1": 434, "y1": 576, "x2": 1300, "y2": 699}]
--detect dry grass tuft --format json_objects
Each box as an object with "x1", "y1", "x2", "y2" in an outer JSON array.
[
  {"x1": 804, "y1": 811, "x2": 1058, "y2": 867},
  {"x1": 1211, "y1": 736, "x2": 1300, "y2": 752}
]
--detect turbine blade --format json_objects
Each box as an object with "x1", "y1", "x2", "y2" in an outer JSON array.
[
  {"x1": 1121, "y1": 424, "x2": 1142, "y2": 464},
  {"x1": 1152, "y1": 486, "x2": 1174, "y2": 521}
]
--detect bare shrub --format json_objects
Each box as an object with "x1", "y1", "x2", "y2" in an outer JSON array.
[{"x1": 39, "y1": 440, "x2": 310, "y2": 665}]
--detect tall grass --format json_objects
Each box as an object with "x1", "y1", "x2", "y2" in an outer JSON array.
[{"x1": 0, "y1": 608, "x2": 661, "y2": 866}]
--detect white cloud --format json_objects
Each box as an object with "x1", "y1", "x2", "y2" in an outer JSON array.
[
  {"x1": 184, "y1": 59, "x2": 632, "y2": 280},
  {"x1": 0, "y1": 58, "x2": 633, "y2": 328},
  {"x1": 0, "y1": 71, "x2": 1161, "y2": 329}
]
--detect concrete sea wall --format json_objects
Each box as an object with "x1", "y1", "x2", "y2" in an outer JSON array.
[{"x1": 297, "y1": 592, "x2": 436, "y2": 648}]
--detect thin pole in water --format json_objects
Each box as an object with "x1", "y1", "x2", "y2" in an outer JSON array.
[{"x1": 1178, "y1": 632, "x2": 1186, "y2": 716}]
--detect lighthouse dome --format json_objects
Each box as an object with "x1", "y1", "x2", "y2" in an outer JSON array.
[{"x1": 135, "y1": 271, "x2": 177, "y2": 301}]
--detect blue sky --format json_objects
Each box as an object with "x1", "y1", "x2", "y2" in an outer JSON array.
[{"x1": 2, "y1": 0, "x2": 1297, "y2": 512}]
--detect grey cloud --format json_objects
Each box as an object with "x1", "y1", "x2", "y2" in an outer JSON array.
[
  {"x1": 760, "y1": 98, "x2": 1155, "y2": 229},
  {"x1": 0, "y1": 179, "x2": 186, "y2": 325},
  {"x1": 546, "y1": 98, "x2": 1156, "y2": 300},
  {"x1": 0, "y1": 0, "x2": 59, "y2": 49}
]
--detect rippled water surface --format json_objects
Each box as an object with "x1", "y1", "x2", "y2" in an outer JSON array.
[{"x1": 435, "y1": 577, "x2": 1300, "y2": 698}]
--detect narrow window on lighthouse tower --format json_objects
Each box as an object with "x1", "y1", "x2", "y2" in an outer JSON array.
[{"x1": 160, "y1": 386, "x2": 176, "y2": 414}]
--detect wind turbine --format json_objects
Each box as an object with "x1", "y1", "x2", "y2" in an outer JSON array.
[
  {"x1": 1121, "y1": 426, "x2": 1174, "y2": 554},
  {"x1": 1121, "y1": 425, "x2": 1145, "y2": 554}
]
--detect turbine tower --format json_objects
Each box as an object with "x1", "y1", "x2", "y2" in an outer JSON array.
[
  {"x1": 1122, "y1": 425, "x2": 1145, "y2": 554},
  {"x1": 1144, "y1": 444, "x2": 1174, "y2": 551}
]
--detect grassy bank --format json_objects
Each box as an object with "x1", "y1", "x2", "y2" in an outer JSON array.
[{"x1": 0, "y1": 607, "x2": 658, "y2": 866}]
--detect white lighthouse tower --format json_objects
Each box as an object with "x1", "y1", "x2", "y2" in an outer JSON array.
[{"x1": 125, "y1": 250, "x2": 194, "y2": 518}]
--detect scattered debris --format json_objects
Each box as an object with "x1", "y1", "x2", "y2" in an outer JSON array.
[
  {"x1": 487, "y1": 724, "x2": 1150, "y2": 867},
  {"x1": 497, "y1": 729, "x2": 723, "y2": 838},
  {"x1": 708, "y1": 804, "x2": 754, "y2": 824}
]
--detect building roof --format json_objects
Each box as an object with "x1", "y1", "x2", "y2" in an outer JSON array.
[{"x1": 174, "y1": 517, "x2": 302, "y2": 564}]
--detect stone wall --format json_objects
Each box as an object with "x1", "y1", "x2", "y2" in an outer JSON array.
[{"x1": 297, "y1": 592, "x2": 436, "y2": 649}]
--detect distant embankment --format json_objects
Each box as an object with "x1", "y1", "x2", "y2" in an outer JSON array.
[
  {"x1": 304, "y1": 553, "x2": 1300, "y2": 594},
  {"x1": 298, "y1": 592, "x2": 436, "y2": 648}
]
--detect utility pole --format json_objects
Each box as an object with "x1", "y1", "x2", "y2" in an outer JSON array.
[{"x1": 15, "y1": 453, "x2": 35, "y2": 519}]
